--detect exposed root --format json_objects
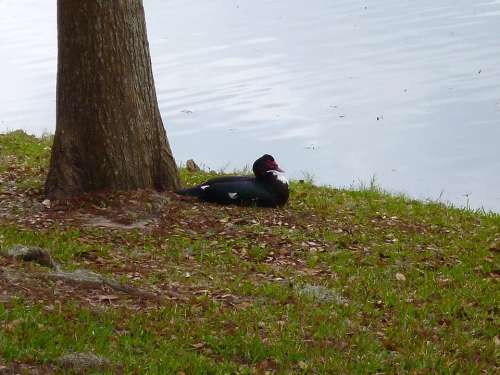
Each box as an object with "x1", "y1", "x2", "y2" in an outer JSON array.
[
  {"x1": 42, "y1": 269, "x2": 161, "y2": 301},
  {"x1": 6, "y1": 244, "x2": 59, "y2": 270}
]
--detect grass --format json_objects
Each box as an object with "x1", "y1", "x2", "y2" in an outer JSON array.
[{"x1": 0, "y1": 130, "x2": 499, "y2": 374}]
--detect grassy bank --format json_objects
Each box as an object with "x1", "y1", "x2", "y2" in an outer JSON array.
[{"x1": 0, "y1": 131, "x2": 498, "y2": 374}]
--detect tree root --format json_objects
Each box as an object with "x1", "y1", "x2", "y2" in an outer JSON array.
[
  {"x1": 3, "y1": 245, "x2": 163, "y2": 301},
  {"x1": 42, "y1": 270, "x2": 160, "y2": 301},
  {"x1": 6, "y1": 244, "x2": 60, "y2": 271}
]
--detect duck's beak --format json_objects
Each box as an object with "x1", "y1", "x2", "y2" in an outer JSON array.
[
  {"x1": 268, "y1": 160, "x2": 284, "y2": 173},
  {"x1": 272, "y1": 162, "x2": 284, "y2": 173}
]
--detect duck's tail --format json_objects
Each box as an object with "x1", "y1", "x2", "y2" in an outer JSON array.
[{"x1": 175, "y1": 186, "x2": 204, "y2": 197}]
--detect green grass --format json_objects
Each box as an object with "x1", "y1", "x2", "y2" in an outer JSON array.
[{"x1": 0, "y1": 131, "x2": 499, "y2": 374}]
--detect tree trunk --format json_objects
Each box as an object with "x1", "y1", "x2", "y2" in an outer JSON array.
[{"x1": 45, "y1": 0, "x2": 180, "y2": 199}]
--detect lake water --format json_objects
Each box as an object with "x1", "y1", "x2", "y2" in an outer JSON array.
[{"x1": 1, "y1": 0, "x2": 499, "y2": 211}]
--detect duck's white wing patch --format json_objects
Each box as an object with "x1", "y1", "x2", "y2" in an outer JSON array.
[
  {"x1": 228, "y1": 192, "x2": 238, "y2": 199},
  {"x1": 200, "y1": 185, "x2": 210, "y2": 190},
  {"x1": 268, "y1": 170, "x2": 289, "y2": 185}
]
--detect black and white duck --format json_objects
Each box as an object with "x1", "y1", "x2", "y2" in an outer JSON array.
[{"x1": 176, "y1": 154, "x2": 289, "y2": 207}]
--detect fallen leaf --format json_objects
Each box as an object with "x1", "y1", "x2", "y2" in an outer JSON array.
[
  {"x1": 5, "y1": 319, "x2": 22, "y2": 332},
  {"x1": 237, "y1": 301, "x2": 253, "y2": 309},
  {"x1": 298, "y1": 361, "x2": 308, "y2": 370},
  {"x1": 489, "y1": 241, "x2": 500, "y2": 253},
  {"x1": 98, "y1": 295, "x2": 119, "y2": 302},
  {"x1": 395, "y1": 273, "x2": 406, "y2": 282},
  {"x1": 0, "y1": 295, "x2": 11, "y2": 303},
  {"x1": 258, "y1": 359, "x2": 278, "y2": 371}
]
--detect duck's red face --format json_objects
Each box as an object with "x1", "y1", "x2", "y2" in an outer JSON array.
[
  {"x1": 264, "y1": 158, "x2": 284, "y2": 173},
  {"x1": 253, "y1": 154, "x2": 284, "y2": 177}
]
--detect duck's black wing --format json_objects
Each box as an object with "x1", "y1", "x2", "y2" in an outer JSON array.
[
  {"x1": 175, "y1": 175, "x2": 253, "y2": 198},
  {"x1": 177, "y1": 177, "x2": 278, "y2": 207}
]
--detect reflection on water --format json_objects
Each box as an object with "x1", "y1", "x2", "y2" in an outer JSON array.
[{"x1": 1, "y1": 0, "x2": 499, "y2": 211}]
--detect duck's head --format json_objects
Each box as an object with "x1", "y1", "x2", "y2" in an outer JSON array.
[{"x1": 253, "y1": 154, "x2": 284, "y2": 177}]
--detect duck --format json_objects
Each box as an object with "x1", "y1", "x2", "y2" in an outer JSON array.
[{"x1": 176, "y1": 154, "x2": 289, "y2": 207}]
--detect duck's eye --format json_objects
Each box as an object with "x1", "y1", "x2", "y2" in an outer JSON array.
[{"x1": 267, "y1": 160, "x2": 277, "y2": 169}]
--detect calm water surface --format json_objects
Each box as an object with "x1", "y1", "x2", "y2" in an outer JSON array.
[{"x1": 1, "y1": 0, "x2": 500, "y2": 211}]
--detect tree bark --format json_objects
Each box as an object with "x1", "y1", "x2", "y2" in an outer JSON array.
[{"x1": 45, "y1": 0, "x2": 180, "y2": 199}]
